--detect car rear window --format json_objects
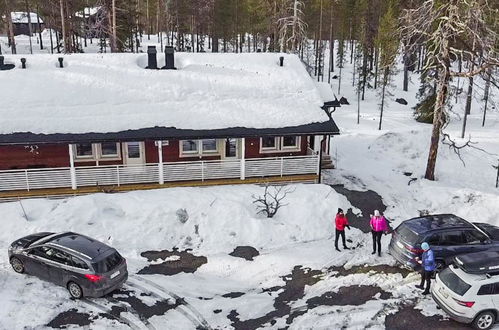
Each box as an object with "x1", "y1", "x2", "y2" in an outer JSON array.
[
  {"x1": 439, "y1": 268, "x2": 471, "y2": 296},
  {"x1": 396, "y1": 225, "x2": 419, "y2": 244},
  {"x1": 92, "y1": 252, "x2": 123, "y2": 273}
]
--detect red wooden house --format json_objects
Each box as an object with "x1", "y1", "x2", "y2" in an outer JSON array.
[{"x1": 0, "y1": 49, "x2": 339, "y2": 197}]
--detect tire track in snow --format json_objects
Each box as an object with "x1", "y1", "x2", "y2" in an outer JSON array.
[
  {"x1": 129, "y1": 275, "x2": 212, "y2": 329},
  {"x1": 104, "y1": 295, "x2": 156, "y2": 330},
  {"x1": 79, "y1": 298, "x2": 143, "y2": 330}
]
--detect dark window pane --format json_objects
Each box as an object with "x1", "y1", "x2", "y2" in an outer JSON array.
[
  {"x1": 262, "y1": 137, "x2": 276, "y2": 148},
  {"x1": 101, "y1": 142, "x2": 119, "y2": 156},
  {"x1": 76, "y1": 144, "x2": 93, "y2": 157},
  {"x1": 439, "y1": 231, "x2": 465, "y2": 246},
  {"x1": 396, "y1": 225, "x2": 420, "y2": 244},
  {"x1": 44, "y1": 248, "x2": 72, "y2": 265},
  {"x1": 182, "y1": 140, "x2": 198, "y2": 152},
  {"x1": 439, "y1": 267, "x2": 471, "y2": 295},
  {"x1": 127, "y1": 142, "x2": 141, "y2": 158},
  {"x1": 71, "y1": 256, "x2": 89, "y2": 269},
  {"x1": 494, "y1": 283, "x2": 499, "y2": 295},
  {"x1": 282, "y1": 136, "x2": 298, "y2": 147},
  {"x1": 92, "y1": 252, "x2": 123, "y2": 273},
  {"x1": 478, "y1": 284, "x2": 494, "y2": 295},
  {"x1": 463, "y1": 230, "x2": 488, "y2": 244},
  {"x1": 225, "y1": 139, "x2": 237, "y2": 157},
  {"x1": 424, "y1": 234, "x2": 440, "y2": 245},
  {"x1": 202, "y1": 139, "x2": 217, "y2": 152}
]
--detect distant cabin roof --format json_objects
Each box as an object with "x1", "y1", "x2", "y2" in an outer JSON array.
[
  {"x1": 0, "y1": 53, "x2": 338, "y2": 144},
  {"x1": 11, "y1": 12, "x2": 43, "y2": 24},
  {"x1": 75, "y1": 6, "x2": 102, "y2": 18}
]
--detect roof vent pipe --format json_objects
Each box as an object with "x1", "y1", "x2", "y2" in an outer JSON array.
[
  {"x1": 146, "y1": 46, "x2": 158, "y2": 69},
  {"x1": 163, "y1": 46, "x2": 176, "y2": 70},
  {"x1": 279, "y1": 56, "x2": 284, "y2": 67},
  {"x1": 58, "y1": 57, "x2": 64, "y2": 68},
  {"x1": 0, "y1": 56, "x2": 15, "y2": 70},
  {"x1": 21, "y1": 58, "x2": 26, "y2": 69}
]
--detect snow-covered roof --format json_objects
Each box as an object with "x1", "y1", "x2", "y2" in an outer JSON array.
[
  {"x1": 75, "y1": 6, "x2": 102, "y2": 18},
  {"x1": 0, "y1": 53, "x2": 332, "y2": 138},
  {"x1": 11, "y1": 12, "x2": 43, "y2": 24}
]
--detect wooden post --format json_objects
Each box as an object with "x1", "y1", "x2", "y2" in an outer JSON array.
[
  {"x1": 68, "y1": 144, "x2": 77, "y2": 190},
  {"x1": 240, "y1": 138, "x2": 246, "y2": 180},
  {"x1": 158, "y1": 141, "x2": 164, "y2": 184}
]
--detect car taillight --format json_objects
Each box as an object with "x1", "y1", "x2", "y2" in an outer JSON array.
[
  {"x1": 453, "y1": 298, "x2": 475, "y2": 308},
  {"x1": 85, "y1": 274, "x2": 103, "y2": 282},
  {"x1": 405, "y1": 245, "x2": 423, "y2": 254}
]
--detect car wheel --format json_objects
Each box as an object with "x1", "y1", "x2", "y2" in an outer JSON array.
[
  {"x1": 472, "y1": 311, "x2": 496, "y2": 330},
  {"x1": 67, "y1": 282, "x2": 83, "y2": 299},
  {"x1": 10, "y1": 257, "x2": 25, "y2": 273}
]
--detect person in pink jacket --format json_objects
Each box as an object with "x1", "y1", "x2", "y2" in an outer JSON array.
[{"x1": 370, "y1": 210, "x2": 388, "y2": 257}]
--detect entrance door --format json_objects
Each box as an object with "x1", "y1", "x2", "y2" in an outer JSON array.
[
  {"x1": 124, "y1": 142, "x2": 145, "y2": 165},
  {"x1": 224, "y1": 138, "x2": 239, "y2": 159}
]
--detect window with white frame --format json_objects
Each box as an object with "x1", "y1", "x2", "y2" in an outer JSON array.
[
  {"x1": 202, "y1": 139, "x2": 218, "y2": 153},
  {"x1": 100, "y1": 142, "x2": 120, "y2": 158},
  {"x1": 180, "y1": 139, "x2": 220, "y2": 157},
  {"x1": 74, "y1": 143, "x2": 121, "y2": 161},
  {"x1": 261, "y1": 137, "x2": 278, "y2": 151},
  {"x1": 260, "y1": 136, "x2": 301, "y2": 153},
  {"x1": 282, "y1": 136, "x2": 300, "y2": 149},
  {"x1": 181, "y1": 140, "x2": 199, "y2": 154},
  {"x1": 75, "y1": 143, "x2": 94, "y2": 159}
]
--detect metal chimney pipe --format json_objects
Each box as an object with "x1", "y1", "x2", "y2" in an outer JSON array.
[
  {"x1": 147, "y1": 46, "x2": 158, "y2": 69},
  {"x1": 279, "y1": 56, "x2": 284, "y2": 67},
  {"x1": 163, "y1": 46, "x2": 176, "y2": 70},
  {"x1": 58, "y1": 57, "x2": 64, "y2": 68},
  {"x1": 21, "y1": 58, "x2": 26, "y2": 69}
]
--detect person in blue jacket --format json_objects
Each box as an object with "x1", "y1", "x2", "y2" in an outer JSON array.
[{"x1": 415, "y1": 242, "x2": 436, "y2": 295}]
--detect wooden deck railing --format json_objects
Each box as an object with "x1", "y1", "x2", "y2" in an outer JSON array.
[{"x1": 0, "y1": 156, "x2": 319, "y2": 192}]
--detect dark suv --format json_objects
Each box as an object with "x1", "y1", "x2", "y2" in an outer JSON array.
[
  {"x1": 8, "y1": 232, "x2": 128, "y2": 299},
  {"x1": 389, "y1": 214, "x2": 499, "y2": 270}
]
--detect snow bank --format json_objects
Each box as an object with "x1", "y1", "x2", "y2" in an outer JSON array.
[
  {"x1": 0, "y1": 184, "x2": 348, "y2": 268},
  {"x1": 0, "y1": 53, "x2": 327, "y2": 135}
]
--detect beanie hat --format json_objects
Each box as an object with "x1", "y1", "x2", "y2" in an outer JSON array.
[
  {"x1": 374, "y1": 210, "x2": 381, "y2": 217},
  {"x1": 338, "y1": 208, "x2": 344, "y2": 214},
  {"x1": 421, "y1": 242, "x2": 430, "y2": 251}
]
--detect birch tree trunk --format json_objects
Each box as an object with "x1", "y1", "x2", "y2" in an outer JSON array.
[{"x1": 4, "y1": 0, "x2": 16, "y2": 54}]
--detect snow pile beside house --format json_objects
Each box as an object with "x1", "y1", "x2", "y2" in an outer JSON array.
[
  {"x1": 0, "y1": 53, "x2": 327, "y2": 135},
  {"x1": 0, "y1": 184, "x2": 350, "y2": 265}
]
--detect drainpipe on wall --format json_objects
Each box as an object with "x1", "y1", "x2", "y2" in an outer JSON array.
[
  {"x1": 157, "y1": 140, "x2": 164, "y2": 184},
  {"x1": 240, "y1": 138, "x2": 246, "y2": 180},
  {"x1": 318, "y1": 135, "x2": 327, "y2": 184}
]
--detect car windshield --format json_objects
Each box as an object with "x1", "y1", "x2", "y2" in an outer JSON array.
[
  {"x1": 439, "y1": 268, "x2": 471, "y2": 296},
  {"x1": 92, "y1": 252, "x2": 123, "y2": 273},
  {"x1": 396, "y1": 225, "x2": 419, "y2": 244}
]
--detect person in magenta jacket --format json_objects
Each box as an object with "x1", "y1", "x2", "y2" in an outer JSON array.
[
  {"x1": 370, "y1": 210, "x2": 388, "y2": 256},
  {"x1": 335, "y1": 208, "x2": 351, "y2": 252}
]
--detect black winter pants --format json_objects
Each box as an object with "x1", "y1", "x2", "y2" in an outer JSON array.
[
  {"x1": 420, "y1": 270, "x2": 433, "y2": 292},
  {"x1": 335, "y1": 229, "x2": 346, "y2": 249},
  {"x1": 372, "y1": 230, "x2": 383, "y2": 255}
]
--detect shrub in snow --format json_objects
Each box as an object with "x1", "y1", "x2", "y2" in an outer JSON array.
[
  {"x1": 176, "y1": 208, "x2": 189, "y2": 224},
  {"x1": 252, "y1": 184, "x2": 295, "y2": 218}
]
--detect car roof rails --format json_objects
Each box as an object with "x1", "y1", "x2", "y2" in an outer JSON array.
[{"x1": 454, "y1": 251, "x2": 499, "y2": 275}]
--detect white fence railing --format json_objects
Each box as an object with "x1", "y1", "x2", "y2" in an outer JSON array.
[{"x1": 0, "y1": 155, "x2": 319, "y2": 192}]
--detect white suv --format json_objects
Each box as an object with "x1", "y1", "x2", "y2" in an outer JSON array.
[{"x1": 432, "y1": 251, "x2": 499, "y2": 330}]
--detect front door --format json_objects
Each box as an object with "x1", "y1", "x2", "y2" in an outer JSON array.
[
  {"x1": 124, "y1": 142, "x2": 145, "y2": 165},
  {"x1": 224, "y1": 138, "x2": 239, "y2": 159}
]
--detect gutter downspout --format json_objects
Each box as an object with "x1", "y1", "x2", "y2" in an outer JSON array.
[{"x1": 318, "y1": 135, "x2": 327, "y2": 184}]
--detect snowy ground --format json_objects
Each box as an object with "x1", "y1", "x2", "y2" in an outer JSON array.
[{"x1": 1, "y1": 34, "x2": 498, "y2": 329}]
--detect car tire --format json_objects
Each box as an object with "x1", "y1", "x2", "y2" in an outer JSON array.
[
  {"x1": 67, "y1": 282, "x2": 83, "y2": 299},
  {"x1": 472, "y1": 311, "x2": 496, "y2": 330},
  {"x1": 10, "y1": 257, "x2": 25, "y2": 273}
]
